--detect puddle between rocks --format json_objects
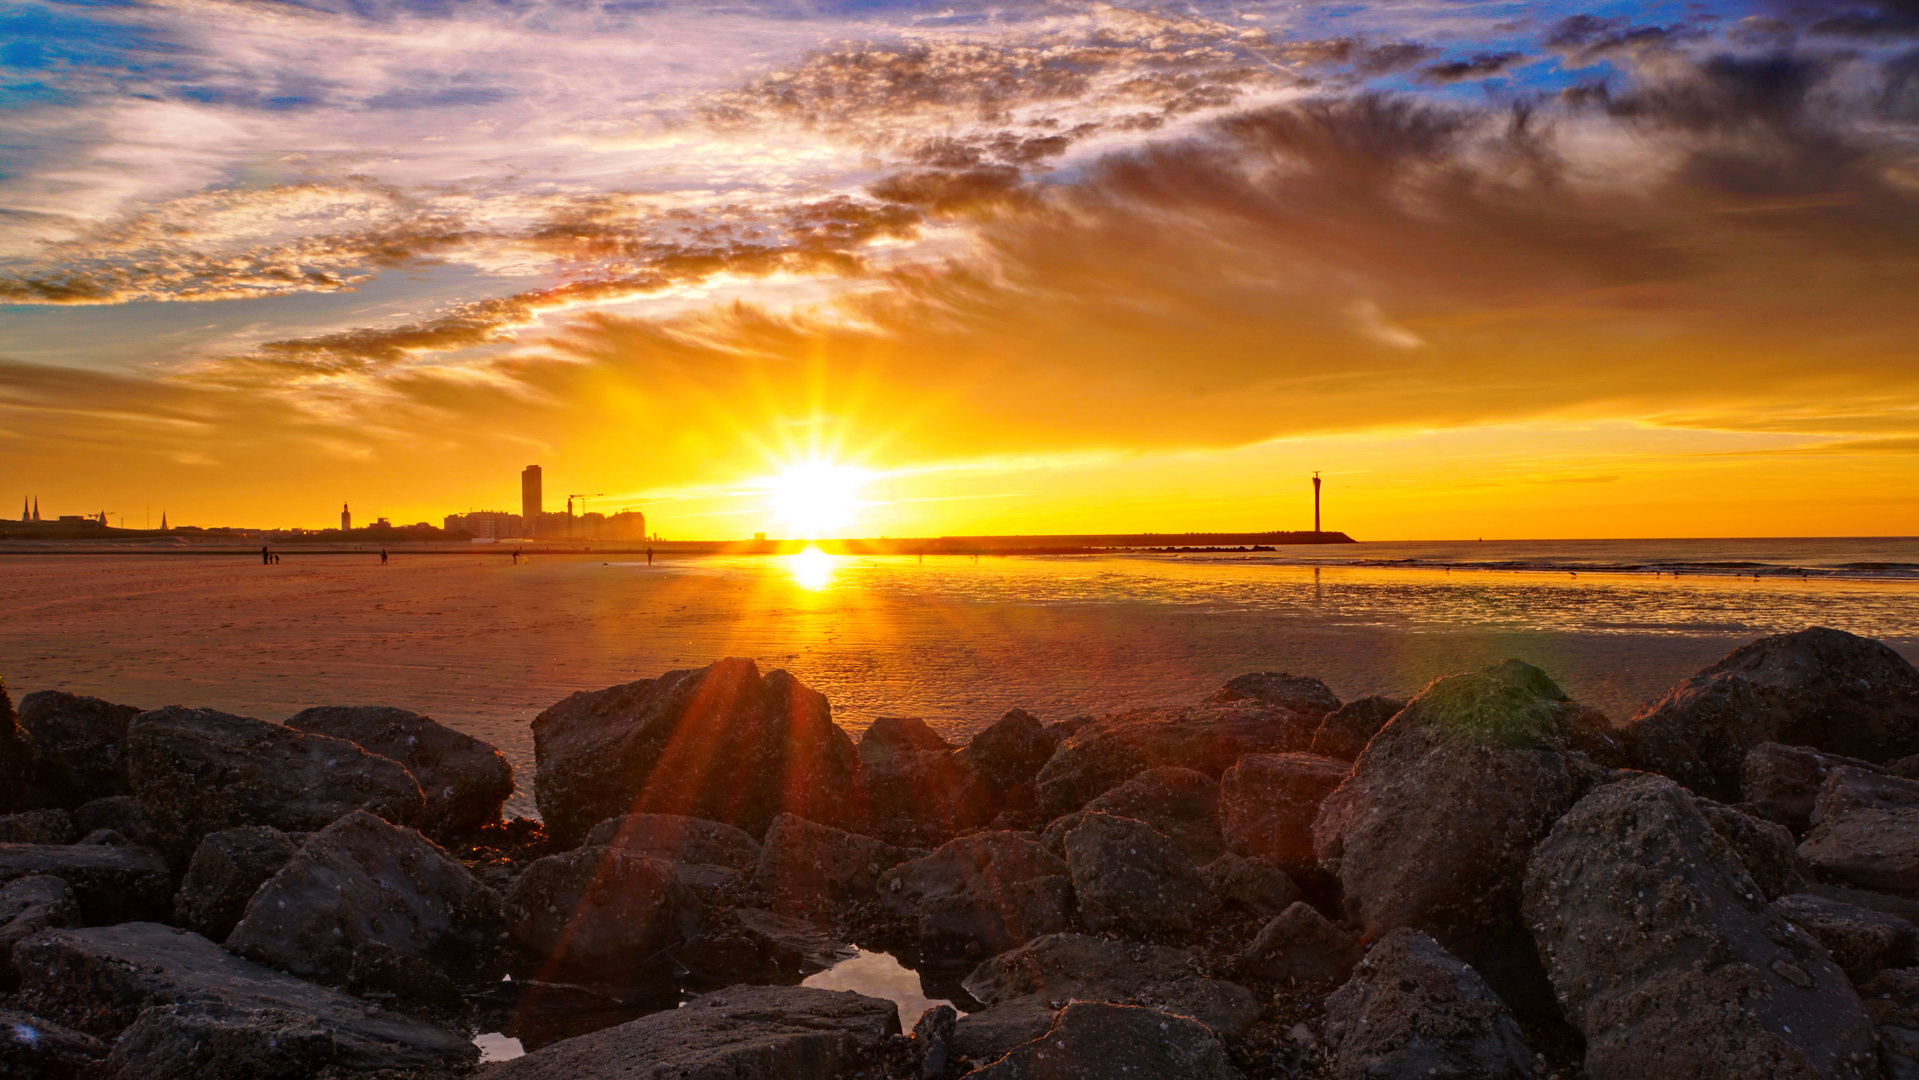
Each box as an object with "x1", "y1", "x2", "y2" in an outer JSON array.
[
  {"x1": 473, "y1": 1031, "x2": 525, "y2": 1062},
  {"x1": 801, "y1": 948, "x2": 961, "y2": 1030}
]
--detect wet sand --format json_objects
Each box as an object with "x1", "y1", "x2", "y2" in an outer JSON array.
[{"x1": 3, "y1": 550, "x2": 1914, "y2": 818}]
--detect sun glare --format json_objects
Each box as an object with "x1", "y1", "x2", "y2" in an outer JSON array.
[
  {"x1": 791, "y1": 545, "x2": 834, "y2": 590},
  {"x1": 770, "y1": 462, "x2": 868, "y2": 540}
]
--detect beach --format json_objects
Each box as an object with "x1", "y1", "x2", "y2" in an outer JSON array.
[{"x1": 3, "y1": 544, "x2": 1914, "y2": 819}]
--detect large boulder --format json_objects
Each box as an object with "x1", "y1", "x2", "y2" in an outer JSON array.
[
  {"x1": 0, "y1": 876, "x2": 79, "y2": 987},
  {"x1": 0, "y1": 680, "x2": 34, "y2": 813},
  {"x1": 103, "y1": 1001, "x2": 335, "y2": 1080},
  {"x1": 1859, "y1": 968, "x2": 1919, "y2": 1080},
  {"x1": 0, "y1": 810, "x2": 78, "y2": 845},
  {"x1": 226, "y1": 811, "x2": 503, "y2": 986},
  {"x1": 1220, "y1": 752, "x2": 1348, "y2": 878},
  {"x1": 531, "y1": 658, "x2": 860, "y2": 847},
  {"x1": 0, "y1": 843, "x2": 171, "y2": 925},
  {"x1": 1240, "y1": 901, "x2": 1361, "y2": 984},
  {"x1": 1323, "y1": 927, "x2": 1535, "y2": 1080},
  {"x1": 125, "y1": 706, "x2": 422, "y2": 865},
  {"x1": 957, "y1": 933, "x2": 1259, "y2": 1062},
  {"x1": 171, "y1": 826, "x2": 299, "y2": 942},
  {"x1": 11, "y1": 922, "x2": 475, "y2": 1070},
  {"x1": 861, "y1": 715, "x2": 953, "y2": 758},
  {"x1": 956, "y1": 708, "x2": 1057, "y2": 792},
  {"x1": 858, "y1": 720, "x2": 978, "y2": 848},
  {"x1": 584, "y1": 812, "x2": 762, "y2": 870},
  {"x1": 1800, "y1": 766, "x2": 1919, "y2": 899},
  {"x1": 1035, "y1": 700, "x2": 1316, "y2": 819},
  {"x1": 1039, "y1": 766, "x2": 1224, "y2": 864},
  {"x1": 505, "y1": 845, "x2": 700, "y2": 980},
  {"x1": 478, "y1": 984, "x2": 899, "y2": 1079},
  {"x1": 1773, "y1": 892, "x2": 1918, "y2": 981},
  {"x1": 1693, "y1": 795, "x2": 1813, "y2": 900},
  {"x1": 754, "y1": 813, "x2": 923, "y2": 909},
  {"x1": 1626, "y1": 627, "x2": 1919, "y2": 800},
  {"x1": 1064, "y1": 811, "x2": 1216, "y2": 937},
  {"x1": 878, "y1": 832, "x2": 1071, "y2": 965},
  {"x1": 1743, "y1": 742, "x2": 1885, "y2": 834},
  {"x1": 966, "y1": 1001, "x2": 1242, "y2": 1080},
  {"x1": 1201, "y1": 852, "x2": 1302, "y2": 918},
  {"x1": 284, "y1": 705, "x2": 513, "y2": 840},
  {"x1": 679, "y1": 906, "x2": 852, "y2": 984},
  {"x1": 17, "y1": 692, "x2": 141, "y2": 808},
  {"x1": 1310, "y1": 695, "x2": 1405, "y2": 761},
  {"x1": 1210, "y1": 671, "x2": 1341, "y2": 721},
  {"x1": 1523, "y1": 774, "x2": 1879, "y2": 1080},
  {"x1": 0, "y1": 1007, "x2": 105, "y2": 1080},
  {"x1": 1311, "y1": 663, "x2": 1598, "y2": 975}
]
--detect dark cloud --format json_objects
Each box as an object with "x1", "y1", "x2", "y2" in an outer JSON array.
[
  {"x1": 1420, "y1": 52, "x2": 1526, "y2": 84},
  {"x1": 1546, "y1": 16, "x2": 1693, "y2": 64}
]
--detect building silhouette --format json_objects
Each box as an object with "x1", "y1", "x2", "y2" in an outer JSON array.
[
  {"x1": 522, "y1": 466, "x2": 543, "y2": 538},
  {"x1": 444, "y1": 511, "x2": 523, "y2": 539},
  {"x1": 341, "y1": 502, "x2": 352, "y2": 531}
]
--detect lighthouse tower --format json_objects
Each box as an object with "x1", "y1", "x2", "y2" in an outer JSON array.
[
  {"x1": 1313, "y1": 472, "x2": 1322, "y2": 535},
  {"x1": 341, "y1": 503, "x2": 352, "y2": 531}
]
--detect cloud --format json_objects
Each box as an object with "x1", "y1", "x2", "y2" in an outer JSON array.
[{"x1": 1420, "y1": 52, "x2": 1526, "y2": 84}]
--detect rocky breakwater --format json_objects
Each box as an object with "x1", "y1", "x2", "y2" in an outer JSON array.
[{"x1": 6, "y1": 627, "x2": 1919, "y2": 1079}]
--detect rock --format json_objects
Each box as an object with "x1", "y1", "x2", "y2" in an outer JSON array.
[
  {"x1": 0, "y1": 1007, "x2": 106, "y2": 1080},
  {"x1": 505, "y1": 845, "x2": 700, "y2": 980},
  {"x1": 76, "y1": 829, "x2": 128, "y2": 846},
  {"x1": 1201, "y1": 852, "x2": 1302, "y2": 918},
  {"x1": 859, "y1": 725, "x2": 979, "y2": 848},
  {"x1": 754, "y1": 813, "x2": 923, "y2": 910},
  {"x1": 1065, "y1": 812, "x2": 1216, "y2": 938},
  {"x1": 679, "y1": 907, "x2": 852, "y2": 983},
  {"x1": 1694, "y1": 795, "x2": 1813, "y2": 899},
  {"x1": 1309, "y1": 695, "x2": 1404, "y2": 761},
  {"x1": 0, "y1": 843, "x2": 171, "y2": 925},
  {"x1": 1809, "y1": 882, "x2": 1919, "y2": 924},
  {"x1": 965, "y1": 1001, "x2": 1241, "y2": 1080},
  {"x1": 171, "y1": 826, "x2": 299, "y2": 942},
  {"x1": 126, "y1": 706, "x2": 423, "y2": 865},
  {"x1": 1039, "y1": 766, "x2": 1224, "y2": 865},
  {"x1": 226, "y1": 811, "x2": 503, "y2": 986},
  {"x1": 1312, "y1": 664, "x2": 1597, "y2": 974},
  {"x1": 478, "y1": 984, "x2": 899, "y2": 1079},
  {"x1": 1220, "y1": 752, "x2": 1348, "y2": 878},
  {"x1": 959, "y1": 932, "x2": 1258, "y2": 1059},
  {"x1": 0, "y1": 810, "x2": 77, "y2": 845},
  {"x1": 17, "y1": 691, "x2": 141, "y2": 806},
  {"x1": 1323, "y1": 927, "x2": 1534, "y2": 1080},
  {"x1": 584, "y1": 812, "x2": 763, "y2": 871},
  {"x1": 1210, "y1": 672, "x2": 1341, "y2": 721},
  {"x1": 11, "y1": 922, "x2": 475, "y2": 1070},
  {"x1": 1801, "y1": 766, "x2": 1919, "y2": 900},
  {"x1": 862, "y1": 715, "x2": 954, "y2": 758},
  {"x1": 912, "y1": 1003, "x2": 956, "y2": 1080},
  {"x1": 1858, "y1": 968, "x2": 1919, "y2": 1080},
  {"x1": 0, "y1": 680, "x2": 34, "y2": 813},
  {"x1": 285, "y1": 704, "x2": 514, "y2": 840},
  {"x1": 1035, "y1": 700, "x2": 1316, "y2": 818},
  {"x1": 1626, "y1": 627, "x2": 1919, "y2": 800},
  {"x1": 1774, "y1": 892, "x2": 1918, "y2": 981},
  {"x1": 1743, "y1": 741, "x2": 1885, "y2": 834},
  {"x1": 1523, "y1": 773, "x2": 1879, "y2": 1080},
  {"x1": 879, "y1": 832, "x2": 1071, "y2": 965},
  {"x1": 71, "y1": 796, "x2": 145, "y2": 843},
  {"x1": 1240, "y1": 901, "x2": 1361, "y2": 984},
  {"x1": 531, "y1": 658, "x2": 861, "y2": 846},
  {"x1": 1, "y1": 876, "x2": 79, "y2": 987},
  {"x1": 956, "y1": 709, "x2": 1056, "y2": 792},
  {"x1": 103, "y1": 1001, "x2": 335, "y2": 1080}
]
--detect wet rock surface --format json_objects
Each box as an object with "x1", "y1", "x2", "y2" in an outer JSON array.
[
  {"x1": 0, "y1": 842, "x2": 171, "y2": 925},
  {"x1": 0, "y1": 874, "x2": 79, "y2": 985},
  {"x1": 966, "y1": 1000, "x2": 1243, "y2": 1080},
  {"x1": 171, "y1": 825, "x2": 298, "y2": 941},
  {"x1": 505, "y1": 844, "x2": 700, "y2": 981},
  {"x1": 1065, "y1": 811, "x2": 1217, "y2": 938},
  {"x1": 1220, "y1": 752, "x2": 1348, "y2": 879},
  {"x1": 679, "y1": 906, "x2": 852, "y2": 984},
  {"x1": 1034, "y1": 700, "x2": 1317, "y2": 819},
  {"x1": 531, "y1": 657, "x2": 861, "y2": 846},
  {"x1": 1800, "y1": 766, "x2": 1919, "y2": 900},
  {"x1": 1309, "y1": 695, "x2": 1404, "y2": 761},
  {"x1": 1039, "y1": 766, "x2": 1224, "y2": 865},
  {"x1": 17, "y1": 691, "x2": 141, "y2": 807},
  {"x1": 0, "y1": 1006, "x2": 106, "y2": 1080},
  {"x1": 285, "y1": 704, "x2": 514, "y2": 841},
  {"x1": 1322, "y1": 927, "x2": 1535, "y2": 1080},
  {"x1": 1525, "y1": 773, "x2": 1879, "y2": 1080},
  {"x1": 878, "y1": 831, "x2": 1071, "y2": 965}
]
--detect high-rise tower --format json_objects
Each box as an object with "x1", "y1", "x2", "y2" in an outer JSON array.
[
  {"x1": 521, "y1": 466, "x2": 542, "y2": 537},
  {"x1": 1312, "y1": 472, "x2": 1321, "y2": 534},
  {"x1": 341, "y1": 502, "x2": 352, "y2": 531}
]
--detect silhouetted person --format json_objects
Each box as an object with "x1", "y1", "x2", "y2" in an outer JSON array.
[
  {"x1": 646, "y1": 546, "x2": 653, "y2": 566},
  {"x1": 261, "y1": 546, "x2": 270, "y2": 566},
  {"x1": 380, "y1": 548, "x2": 388, "y2": 565}
]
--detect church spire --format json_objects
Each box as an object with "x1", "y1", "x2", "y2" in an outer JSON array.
[
  {"x1": 32, "y1": 497, "x2": 39, "y2": 522},
  {"x1": 160, "y1": 511, "x2": 167, "y2": 530}
]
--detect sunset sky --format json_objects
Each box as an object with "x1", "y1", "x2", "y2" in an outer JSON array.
[{"x1": 3, "y1": 0, "x2": 1917, "y2": 539}]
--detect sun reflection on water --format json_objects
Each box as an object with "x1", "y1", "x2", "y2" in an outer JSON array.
[{"x1": 791, "y1": 546, "x2": 834, "y2": 590}]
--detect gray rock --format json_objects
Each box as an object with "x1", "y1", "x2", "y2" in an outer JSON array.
[
  {"x1": 1220, "y1": 752, "x2": 1348, "y2": 878},
  {"x1": 103, "y1": 1001, "x2": 334, "y2": 1080},
  {"x1": 0, "y1": 843, "x2": 171, "y2": 925},
  {"x1": 1626, "y1": 627, "x2": 1919, "y2": 800},
  {"x1": 285, "y1": 704, "x2": 514, "y2": 840},
  {"x1": 1201, "y1": 852, "x2": 1301, "y2": 918},
  {"x1": 1210, "y1": 671, "x2": 1341, "y2": 722},
  {"x1": 879, "y1": 832, "x2": 1071, "y2": 965},
  {"x1": 1039, "y1": 766, "x2": 1223, "y2": 864},
  {"x1": 1774, "y1": 892, "x2": 1918, "y2": 981},
  {"x1": 126, "y1": 706, "x2": 422, "y2": 865},
  {"x1": 531, "y1": 658, "x2": 861, "y2": 846},
  {"x1": 1808, "y1": 882, "x2": 1919, "y2": 924},
  {"x1": 0, "y1": 1006, "x2": 106, "y2": 1080},
  {"x1": 754, "y1": 813, "x2": 923, "y2": 910},
  {"x1": 478, "y1": 984, "x2": 899, "y2": 1079},
  {"x1": 18, "y1": 691, "x2": 141, "y2": 806},
  {"x1": 1743, "y1": 741, "x2": 1885, "y2": 834},
  {"x1": 1065, "y1": 812, "x2": 1217, "y2": 937},
  {"x1": 0, "y1": 810, "x2": 77, "y2": 845},
  {"x1": 1694, "y1": 795, "x2": 1813, "y2": 899},
  {"x1": 1801, "y1": 766, "x2": 1919, "y2": 900},
  {"x1": 912, "y1": 1003, "x2": 956, "y2": 1080},
  {"x1": 965, "y1": 1001, "x2": 1242, "y2": 1080},
  {"x1": 1858, "y1": 968, "x2": 1919, "y2": 1080},
  {"x1": 1035, "y1": 700, "x2": 1316, "y2": 819},
  {"x1": 1, "y1": 875, "x2": 78, "y2": 987},
  {"x1": 226, "y1": 810, "x2": 503, "y2": 986},
  {"x1": 584, "y1": 812, "x2": 763, "y2": 871},
  {"x1": 0, "y1": 680, "x2": 34, "y2": 813},
  {"x1": 505, "y1": 845, "x2": 700, "y2": 980},
  {"x1": 10, "y1": 922, "x2": 476, "y2": 1070},
  {"x1": 171, "y1": 826, "x2": 298, "y2": 942},
  {"x1": 1310, "y1": 695, "x2": 1404, "y2": 761},
  {"x1": 959, "y1": 932, "x2": 1258, "y2": 1062},
  {"x1": 1323, "y1": 927, "x2": 1534, "y2": 1080},
  {"x1": 1240, "y1": 901, "x2": 1361, "y2": 984},
  {"x1": 1523, "y1": 773, "x2": 1878, "y2": 1080}
]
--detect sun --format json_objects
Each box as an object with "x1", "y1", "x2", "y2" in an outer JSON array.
[{"x1": 769, "y1": 461, "x2": 868, "y2": 539}]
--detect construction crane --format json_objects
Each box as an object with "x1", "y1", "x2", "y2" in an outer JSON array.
[{"x1": 566, "y1": 493, "x2": 607, "y2": 540}]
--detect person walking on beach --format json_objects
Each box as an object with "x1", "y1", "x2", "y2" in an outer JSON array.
[
  {"x1": 380, "y1": 548, "x2": 388, "y2": 565},
  {"x1": 261, "y1": 545, "x2": 270, "y2": 566},
  {"x1": 647, "y1": 546, "x2": 653, "y2": 566}
]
